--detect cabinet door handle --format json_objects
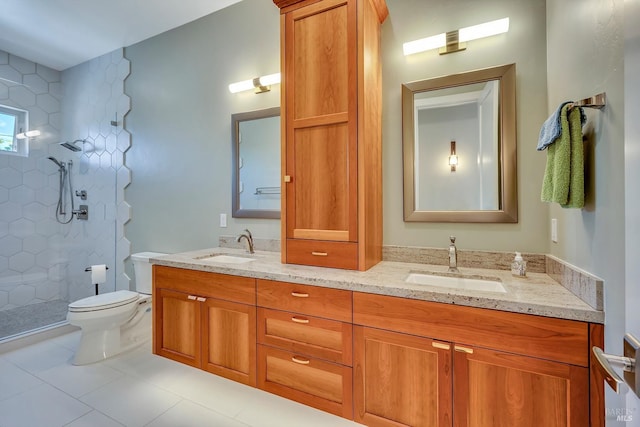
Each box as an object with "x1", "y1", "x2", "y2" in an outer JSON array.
[
  {"x1": 196, "y1": 297, "x2": 206, "y2": 302},
  {"x1": 291, "y1": 316, "x2": 310, "y2": 324},
  {"x1": 291, "y1": 292, "x2": 309, "y2": 298},
  {"x1": 432, "y1": 342, "x2": 450, "y2": 350},
  {"x1": 454, "y1": 345, "x2": 474, "y2": 354},
  {"x1": 187, "y1": 295, "x2": 197, "y2": 300},
  {"x1": 284, "y1": 175, "x2": 292, "y2": 183},
  {"x1": 291, "y1": 356, "x2": 310, "y2": 365},
  {"x1": 311, "y1": 251, "x2": 328, "y2": 257}
]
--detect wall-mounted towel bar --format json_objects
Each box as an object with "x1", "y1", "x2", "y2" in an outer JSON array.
[
  {"x1": 255, "y1": 186, "x2": 281, "y2": 195},
  {"x1": 570, "y1": 92, "x2": 606, "y2": 110}
]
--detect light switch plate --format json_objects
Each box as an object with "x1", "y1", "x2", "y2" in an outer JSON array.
[
  {"x1": 551, "y1": 218, "x2": 558, "y2": 243},
  {"x1": 219, "y1": 213, "x2": 227, "y2": 228}
]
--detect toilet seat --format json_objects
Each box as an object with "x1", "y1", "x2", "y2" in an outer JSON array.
[{"x1": 69, "y1": 290, "x2": 139, "y2": 313}]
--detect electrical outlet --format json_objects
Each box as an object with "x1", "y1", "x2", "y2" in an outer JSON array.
[
  {"x1": 220, "y1": 213, "x2": 227, "y2": 228},
  {"x1": 551, "y1": 218, "x2": 558, "y2": 243}
]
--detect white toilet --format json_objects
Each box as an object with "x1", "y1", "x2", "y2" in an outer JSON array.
[{"x1": 67, "y1": 252, "x2": 166, "y2": 365}]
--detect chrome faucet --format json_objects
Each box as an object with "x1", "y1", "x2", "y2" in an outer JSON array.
[
  {"x1": 448, "y1": 236, "x2": 459, "y2": 273},
  {"x1": 236, "y1": 229, "x2": 255, "y2": 254}
]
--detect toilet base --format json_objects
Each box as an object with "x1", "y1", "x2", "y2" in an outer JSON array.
[{"x1": 72, "y1": 302, "x2": 152, "y2": 365}]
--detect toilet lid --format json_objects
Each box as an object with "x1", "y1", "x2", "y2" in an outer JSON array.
[{"x1": 68, "y1": 290, "x2": 139, "y2": 312}]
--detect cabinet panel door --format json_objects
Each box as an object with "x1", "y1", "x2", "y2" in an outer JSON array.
[
  {"x1": 154, "y1": 288, "x2": 201, "y2": 367},
  {"x1": 202, "y1": 298, "x2": 256, "y2": 386},
  {"x1": 453, "y1": 346, "x2": 589, "y2": 427},
  {"x1": 289, "y1": 0, "x2": 351, "y2": 120},
  {"x1": 288, "y1": 123, "x2": 353, "y2": 241},
  {"x1": 284, "y1": 0, "x2": 358, "y2": 245},
  {"x1": 354, "y1": 326, "x2": 452, "y2": 427}
]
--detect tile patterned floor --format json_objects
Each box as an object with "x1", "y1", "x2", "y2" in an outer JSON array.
[{"x1": 0, "y1": 331, "x2": 363, "y2": 427}]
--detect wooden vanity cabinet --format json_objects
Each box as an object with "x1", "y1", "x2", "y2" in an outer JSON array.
[
  {"x1": 353, "y1": 292, "x2": 598, "y2": 427},
  {"x1": 274, "y1": 0, "x2": 387, "y2": 271},
  {"x1": 256, "y1": 279, "x2": 354, "y2": 418},
  {"x1": 153, "y1": 266, "x2": 257, "y2": 386}
]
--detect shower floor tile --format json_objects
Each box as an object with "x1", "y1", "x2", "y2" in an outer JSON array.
[{"x1": 0, "y1": 300, "x2": 69, "y2": 340}]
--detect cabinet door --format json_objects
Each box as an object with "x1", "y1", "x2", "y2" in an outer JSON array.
[
  {"x1": 284, "y1": 0, "x2": 357, "y2": 244},
  {"x1": 202, "y1": 298, "x2": 256, "y2": 386},
  {"x1": 354, "y1": 326, "x2": 453, "y2": 427},
  {"x1": 153, "y1": 288, "x2": 201, "y2": 367},
  {"x1": 453, "y1": 346, "x2": 589, "y2": 427}
]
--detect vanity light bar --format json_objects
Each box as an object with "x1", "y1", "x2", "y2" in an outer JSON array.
[
  {"x1": 229, "y1": 73, "x2": 281, "y2": 94},
  {"x1": 403, "y1": 18, "x2": 509, "y2": 56},
  {"x1": 459, "y1": 18, "x2": 509, "y2": 43}
]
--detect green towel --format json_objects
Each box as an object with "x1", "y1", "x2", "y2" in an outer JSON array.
[{"x1": 541, "y1": 105, "x2": 585, "y2": 208}]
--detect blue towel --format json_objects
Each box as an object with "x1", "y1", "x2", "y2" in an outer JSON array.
[{"x1": 537, "y1": 102, "x2": 586, "y2": 151}]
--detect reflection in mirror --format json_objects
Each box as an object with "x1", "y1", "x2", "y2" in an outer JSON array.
[
  {"x1": 402, "y1": 63, "x2": 517, "y2": 223},
  {"x1": 232, "y1": 107, "x2": 280, "y2": 219}
]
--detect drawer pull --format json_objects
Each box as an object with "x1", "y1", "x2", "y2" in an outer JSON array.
[
  {"x1": 291, "y1": 292, "x2": 309, "y2": 298},
  {"x1": 187, "y1": 295, "x2": 197, "y2": 300},
  {"x1": 454, "y1": 345, "x2": 474, "y2": 354},
  {"x1": 311, "y1": 251, "x2": 328, "y2": 257},
  {"x1": 432, "y1": 342, "x2": 450, "y2": 350},
  {"x1": 291, "y1": 316, "x2": 310, "y2": 324},
  {"x1": 196, "y1": 297, "x2": 206, "y2": 302},
  {"x1": 291, "y1": 356, "x2": 310, "y2": 365}
]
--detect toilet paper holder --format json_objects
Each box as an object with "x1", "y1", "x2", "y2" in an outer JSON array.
[
  {"x1": 84, "y1": 265, "x2": 109, "y2": 295},
  {"x1": 84, "y1": 266, "x2": 109, "y2": 272}
]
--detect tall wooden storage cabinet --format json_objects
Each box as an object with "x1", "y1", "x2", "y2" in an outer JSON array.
[{"x1": 274, "y1": 0, "x2": 388, "y2": 271}]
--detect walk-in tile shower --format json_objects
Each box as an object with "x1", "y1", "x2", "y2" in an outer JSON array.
[{"x1": 0, "y1": 48, "x2": 132, "y2": 341}]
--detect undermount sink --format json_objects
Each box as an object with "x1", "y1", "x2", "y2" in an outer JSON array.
[
  {"x1": 195, "y1": 254, "x2": 255, "y2": 264},
  {"x1": 405, "y1": 272, "x2": 506, "y2": 293}
]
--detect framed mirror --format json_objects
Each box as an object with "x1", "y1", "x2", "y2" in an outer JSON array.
[
  {"x1": 232, "y1": 107, "x2": 281, "y2": 219},
  {"x1": 402, "y1": 63, "x2": 517, "y2": 223}
]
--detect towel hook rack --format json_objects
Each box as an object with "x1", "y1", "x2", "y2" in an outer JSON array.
[{"x1": 570, "y1": 92, "x2": 606, "y2": 110}]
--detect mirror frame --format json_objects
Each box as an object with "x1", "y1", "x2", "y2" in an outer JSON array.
[
  {"x1": 232, "y1": 106, "x2": 281, "y2": 219},
  {"x1": 402, "y1": 63, "x2": 517, "y2": 223}
]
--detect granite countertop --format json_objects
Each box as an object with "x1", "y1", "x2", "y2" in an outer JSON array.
[{"x1": 150, "y1": 247, "x2": 604, "y2": 324}]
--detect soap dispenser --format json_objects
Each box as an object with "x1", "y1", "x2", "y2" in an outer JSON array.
[{"x1": 511, "y1": 252, "x2": 527, "y2": 277}]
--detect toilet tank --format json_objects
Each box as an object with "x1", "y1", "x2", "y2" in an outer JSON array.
[{"x1": 131, "y1": 252, "x2": 167, "y2": 294}]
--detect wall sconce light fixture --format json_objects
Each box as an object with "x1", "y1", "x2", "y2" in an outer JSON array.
[
  {"x1": 403, "y1": 17, "x2": 509, "y2": 56},
  {"x1": 449, "y1": 140, "x2": 458, "y2": 172},
  {"x1": 229, "y1": 73, "x2": 281, "y2": 94},
  {"x1": 16, "y1": 129, "x2": 41, "y2": 139}
]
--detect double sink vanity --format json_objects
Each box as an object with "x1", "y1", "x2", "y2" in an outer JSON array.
[
  {"x1": 150, "y1": 246, "x2": 604, "y2": 427},
  {"x1": 150, "y1": 0, "x2": 604, "y2": 425}
]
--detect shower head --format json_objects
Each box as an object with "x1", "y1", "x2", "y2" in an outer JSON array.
[
  {"x1": 59, "y1": 140, "x2": 83, "y2": 152},
  {"x1": 47, "y1": 156, "x2": 65, "y2": 169}
]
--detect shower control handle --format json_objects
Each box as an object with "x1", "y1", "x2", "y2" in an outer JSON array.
[{"x1": 73, "y1": 205, "x2": 89, "y2": 220}]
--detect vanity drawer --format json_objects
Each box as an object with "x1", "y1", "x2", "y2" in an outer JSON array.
[
  {"x1": 154, "y1": 266, "x2": 255, "y2": 305},
  {"x1": 257, "y1": 279, "x2": 352, "y2": 322},
  {"x1": 286, "y1": 239, "x2": 359, "y2": 270},
  {"x1": 353, "y1": 292, "x2": 590, "y2": 366},
  {"x1": 257, "y1": 344, "x2": 353, "y2": 419},
  {"x1": 257, "y1": 308, "x2": 353, "y2": 365}
]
